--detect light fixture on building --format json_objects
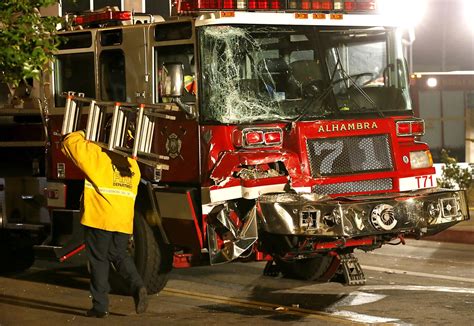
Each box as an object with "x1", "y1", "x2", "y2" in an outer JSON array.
[{"x1": 426, "y1": 77, "x2": 438, "y2": 88}]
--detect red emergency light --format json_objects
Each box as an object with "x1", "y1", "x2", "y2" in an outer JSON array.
[
  {"x1": 73, "y1": 10, "x2": 131, "y2": 26},
  {"x1": 246, "y1": 130, "x2": 265, "y2": 145},
  {"x1": 233, "y1": 127, "x2": 283, "y2": 148},
  {"x1": 264, "y1": 130, "x2": 283, "y2": 145},
  {"x1": 349, "y1": 1, "x2": 376, "y2": 11},
  {"x1": 176, "y1": 0, "x2": 377, "y2": 13},
  {"x1": 396, "y1": 120, "x2": 425, "y2": 137},
  {"x1": 248, "y1": 0, "x2": 284, "y2": 10},
  {"x1": 290, "y1": 0, "x2": 332, "y2": 10}
]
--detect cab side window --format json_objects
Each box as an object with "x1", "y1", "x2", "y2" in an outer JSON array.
[
  {"x1": 155, "y1": 44, "x2": 196, "y2": 103},
  {"x1": 54, "y1": 53, "x2": 95, "y2": 107},
  {"x1": 100, "y1": 50, "x2": 126, "y2": 102}
]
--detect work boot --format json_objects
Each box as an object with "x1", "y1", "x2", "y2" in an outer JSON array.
[
  {"x1": 85, "y1": 308, "x2": 109, "y2": 318},
  {"x1": 134, "y1": 286, "x2": 148, "y2": 314}
]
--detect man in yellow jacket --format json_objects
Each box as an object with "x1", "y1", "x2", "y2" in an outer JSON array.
[{"x1": 62, "y1": 130, "x2": 148, "y2": 318}]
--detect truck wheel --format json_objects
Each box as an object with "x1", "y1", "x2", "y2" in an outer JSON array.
[
  {"x1": 110, "y1": 211, "x2": 172, "y2": 295},
  {"x1": 276, "y1": 254, "x2": 340, "y2": 282},
  {"x1": 0, "y1": 245, "x2": 35, "y2": 273},
  {"x1": 0, "y1": 233, "x2": 35, "y2": 273}
]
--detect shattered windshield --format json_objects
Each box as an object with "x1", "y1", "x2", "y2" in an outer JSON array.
[{"x1": 198, "y1": 25, "x2": 411, "y2": 124}]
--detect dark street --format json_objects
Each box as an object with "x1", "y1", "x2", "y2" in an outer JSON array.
[{"x1": 1, "y1": 239, "x2": 473, "y2": 325}]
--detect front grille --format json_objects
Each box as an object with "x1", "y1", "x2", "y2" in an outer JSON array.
[
  {"x1": 313, "y1": 178, "x2": 393, "y2": 195},
  {"x1": 306, "y1": 134, "x2": 393, "y2": 177}
]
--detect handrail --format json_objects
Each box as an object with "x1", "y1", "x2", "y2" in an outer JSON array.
[{"x1": 60, "y1": 92, "x2": 179, "y2": 112}]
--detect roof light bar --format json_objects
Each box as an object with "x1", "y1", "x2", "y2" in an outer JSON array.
[
  {"x1": 73, "y1": 10, "x2": 131, "y2": 26},
  {"x1": 248, "y1": 0, "x2": 284, "y2": 9},
  {"x1": 176, "y1": 0, "x2": 377, "y2": 13},
  {"x1": 354, "y1": 1, "x2": 376, "y2": 10}
]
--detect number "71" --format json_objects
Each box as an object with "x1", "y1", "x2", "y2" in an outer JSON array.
[{"x1": 415, "y1": 175, "x2": 434, "y2": 188}]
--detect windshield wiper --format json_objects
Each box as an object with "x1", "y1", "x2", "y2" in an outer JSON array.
[
  {"x1": 293, "y1": 86, "x2": 333, "y2": 122},
  {"x1": 293, "y1": 57, "x2": 342, "y2": 124},
  {"x1": 332, "y1": 48, "x2": 384, "y2": 118}
]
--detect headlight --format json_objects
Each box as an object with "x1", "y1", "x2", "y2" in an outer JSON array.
[{"x1": 410, "y1": 150, "x2": 433, "y2": 169}]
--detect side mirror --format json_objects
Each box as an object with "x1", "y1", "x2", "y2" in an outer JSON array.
[{"x1": 161, "y1": 62, "x2": 184, "y2": 98}]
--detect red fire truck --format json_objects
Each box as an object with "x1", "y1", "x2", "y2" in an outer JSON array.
[
  {"x1": 23, "y1": 0, "x2": 473, "y2": 293},
  {"x1": 0, "y1": 81, "x2": 50, "y2": 273}
]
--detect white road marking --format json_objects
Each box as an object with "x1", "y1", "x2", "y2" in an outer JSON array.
[
  {"x1": 273, "y1": 288, "x2": 399, "y2": 323},
  {"x1": 325, "y1": 291, "x2": 400, "y2": 324},
  {"x1": 329, "y1": 310, "x2": 399, "y2": 324},
  {"x1": 328, "y1": 291, "x2": 386, "y2": 307},
  {"x1": 163, "y1": 287, "x2": 362, "y2": 324},
  {"x1": 273, "y1": 264, "x2": 474, "y2": 324},
  {"x1": 363, "y1": 265, "x2": 474, "y2": 283},
  {"x1": 360, "y1": 285, "x2": 474, "y2": 294}
]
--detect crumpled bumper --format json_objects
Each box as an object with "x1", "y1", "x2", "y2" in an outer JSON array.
[{"x1": 256, "y1": 189, "x2": 470, "y2": 237}]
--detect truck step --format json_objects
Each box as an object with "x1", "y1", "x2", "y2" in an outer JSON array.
[
  {"x1": 34, "y1": 242, "x2": 86, "y2": 262},
  {"x1": 3, "y1": 223, "x2": 45, "y2": 231},
  {"x1": 33, "y1": 244, "x2": 63, "y2": 261},
  {"x1": 339, "y1": 253, "x2": 366, "y2": 286}
]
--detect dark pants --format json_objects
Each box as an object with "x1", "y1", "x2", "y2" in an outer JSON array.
[{"x1": 84, "y1": 226, "x2": 144, "y2": 312}]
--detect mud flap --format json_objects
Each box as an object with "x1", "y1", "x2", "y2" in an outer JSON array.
[
  {"x1": 52, "y1": 210, "x2": 84, "y2": 260},
  {"x1": 151, "y1": 186, "x2": 203, "y2": 254},
  {"x1": 339, "y1": 253, "x2": 366, "y2": 285},
  {"x1": 33, "y1": 209, "x2": 85, "y2": 261}
]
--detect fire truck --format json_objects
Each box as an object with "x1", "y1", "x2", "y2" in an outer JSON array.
[
  {"x1": 0, "y1": 80, "x2": 50, "y2": 273},
  {"x1": 15, "y1": 0, "x2": 472, "y2": 293}
]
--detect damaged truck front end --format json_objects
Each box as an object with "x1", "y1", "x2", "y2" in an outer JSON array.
[
  {"x1": 257, "y1": 190, "x2": 469, "y2": 238},
  {"x1": 198, "y1": 20, "x2": 470, "y2": 283}
]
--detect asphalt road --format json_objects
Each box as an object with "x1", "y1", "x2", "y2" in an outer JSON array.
[{"x1": 0, "y1": 239, "x2": 473, "y2": 325}]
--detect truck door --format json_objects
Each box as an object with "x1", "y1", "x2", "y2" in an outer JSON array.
[
  {"x1": 152, "y1": 23, "x2": 200, "y2": 183},
  {"x1": 98, "y1": 26, "x2": 149, "y2": 104}
]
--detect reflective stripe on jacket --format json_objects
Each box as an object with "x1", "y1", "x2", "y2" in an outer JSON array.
[{"x1": 61, "y1": 131, "x2": 140, "y2": 234}]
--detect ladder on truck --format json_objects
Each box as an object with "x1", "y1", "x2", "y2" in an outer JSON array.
[{"x1": 61, "y1": 91, "x2": 178, "y2": 170}]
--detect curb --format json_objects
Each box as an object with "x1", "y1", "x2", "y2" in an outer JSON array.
[
  {"x1": 424, "y1": 207, "x2": 474, "y2": 244},
  {"x1": 424, "y1": 229, "x2": 474, "y2": 245}
]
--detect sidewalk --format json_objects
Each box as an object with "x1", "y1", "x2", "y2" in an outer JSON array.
[{"x1": 424, "y1": 208, "x2": 474, "y2": 245}]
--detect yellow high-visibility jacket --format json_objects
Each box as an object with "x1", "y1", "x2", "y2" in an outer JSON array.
[{"x1": 61, "y1": 131, "x2": 140, "y2": 234}]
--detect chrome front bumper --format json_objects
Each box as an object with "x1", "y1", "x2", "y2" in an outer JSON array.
[{"x1": 256, "y1": 189, "x2": 470, "y2": 237}]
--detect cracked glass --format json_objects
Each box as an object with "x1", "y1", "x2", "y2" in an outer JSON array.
[{"x1": 198, "y1": 25, "x2": 411, "y2": 124}]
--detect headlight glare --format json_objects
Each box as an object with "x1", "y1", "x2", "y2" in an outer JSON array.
[{"x1": 410, "y1": 150, "x2": 433, "y2": 169}]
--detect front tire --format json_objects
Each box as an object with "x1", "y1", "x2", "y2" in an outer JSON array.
[
  {"x1": 276, "y1": 254, "x2": 340, "y2": 282},
  {"x1": 0, "y1": 232, "x2": 35, "y2": 273},
  {"x1": 110, "y1": 211, "x2": 172, "y2": 295}
]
